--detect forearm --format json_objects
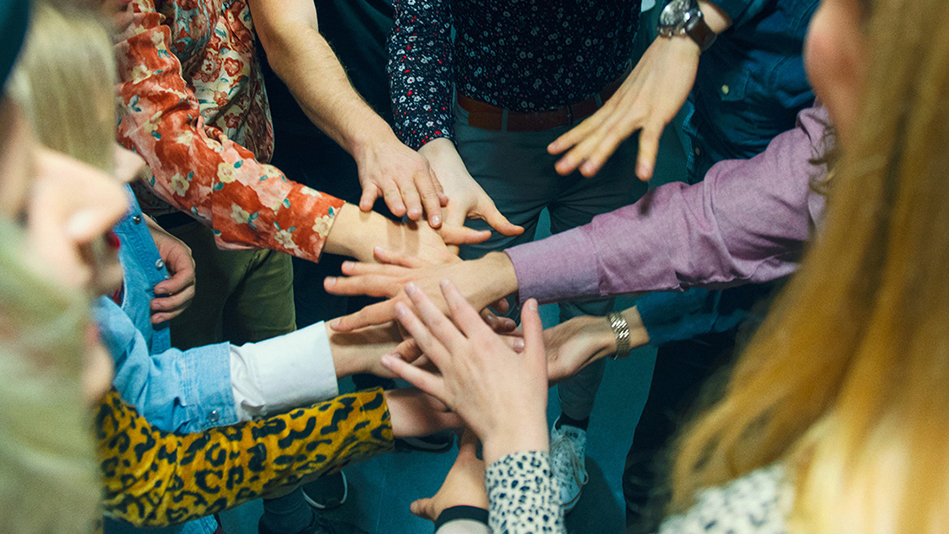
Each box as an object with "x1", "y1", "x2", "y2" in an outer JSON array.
[
  {"x1": 388, "y1": 0, "x2": 454, "y2": 149},
  {"x1": 98, "y1": 388, "x2": 393, "y2": 527},
  {"x1": 116, "y1": 4, "x2": 345, "y2": 262},
  {"x1": 508, "y1": 107, "x2": 829, "y2": 303},
  {"x1": 252, "y1": 0, "x2": 397, "y2": 157}
]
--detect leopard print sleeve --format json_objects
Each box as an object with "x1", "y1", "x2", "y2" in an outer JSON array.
[
  {"x1": 485, "y1": 451, "x2": 565, "y2": 534},
  {"x1": 96, "y1": 387, "x2": 393, "y2": 527}
]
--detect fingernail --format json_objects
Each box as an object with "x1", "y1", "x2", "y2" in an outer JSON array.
[
  {"x1": 513, "y1": 338, "x2": 525, "y2": 351},
  {"x1": 329, "y1": 318, "x2": 340, "y2": 329},
  {"x1": 395, "y1": 302, "x2": 407, "y2": 317},
  {"x1": 439, "y1": 279, "x2": 450, "y2": 289},
  {"x1": 105, "y1": 230, "x2": 121, "y2": 250},
  {"x1": 381, "y1": 354, "x2": 395, "y2": 367},
  {"x1": 325, "y1": 277, "x2": 336, "y2": 287},
  {"x1": 430, "y1": 214, "x2": 441, "y2": 226},
  {"x1": 405, "y1": 282, "x2": 417, "y2": 295},
  {"x1": 525, "y1": 299, "x2": 537, "y2": 311}
]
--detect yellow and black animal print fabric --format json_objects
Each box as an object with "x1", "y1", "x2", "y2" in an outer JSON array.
[{"x1": 96, "y1": 387, "x2": 393, "y2": 527}]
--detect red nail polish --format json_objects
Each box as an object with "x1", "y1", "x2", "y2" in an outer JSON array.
[{"x1": 105, "y1": 230, "x2": 121, "y2": 250}]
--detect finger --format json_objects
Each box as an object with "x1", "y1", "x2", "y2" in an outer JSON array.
[
  {"x1": 635, "y1": 122, "x2": 663, "y2": 181},
  {"x1": 359, "y1": 184, "x2": 380, "y2": 212},
  {"x1": 480, "y1": 308, "x2": 517, "y2": 333},
  {"x1": 150, "y1": 310, "x2": 183, "y2": 324},
  {"x1": 324, "y1": 273, "x2": 403, "y2": 298},
  {"x1": 410, "y1": 497, "x2": 437, "y2": 521},
  {"x1": 520, "y1": 299, "x2": 546, "y2": 362},
  {"x1": 154, "y1": 270, "x2": 193, "y2": 296},
  {"x1": 475, "y1": 202, "x2": 523, "y2": 237},
  {"x1": 373, "y1": 247, "x2": 433, "y2": 268},
  {"x1": 415, "y1": 172, "x2": 444, "y2": 228},
  {"x1": 382, "y1": 184, "x2": 407, "y2": 217},
  {"x1": 547, "y1": 111, "x2": 603, "y2": 155},
  {"x1": 340, "y1": 260, "x2": 413, "y2": 276},
  {"x1": 149, "y1": 290, "x2": 193, "y2": 313},
  {"x1": 578, "y1": 131, "x2": 626, "y2": 178},
  {"x1": 403, "y1": 283, "x2": 467, "y2": 351},
  {"x1": 380, "y1": 353, "x2": 446, "y2": 401},
  {"x1": 499, "y1": 333, "x2": 525, "y2": 353},
  {"x1": 394, "y1": 337, "x2": 424, "y2": 362},
  {"x1": 328, "y1": 300, "x2": 399, "y2": 332},
  {"x1": 489, "y1": 297, "x2": 510, "y2": 315},
  {"x1": 439, "y1": 280, "x2": 494, "y2": 339},
  {"x1": 398, "y1": 182, "x2": 424, "y2": 222},
  {"x1": 394, "y1": 299, "x2": 454, "y2": 367},
  {"x1": 439, "y1": 224, "x2": 492, "y2": 246}
]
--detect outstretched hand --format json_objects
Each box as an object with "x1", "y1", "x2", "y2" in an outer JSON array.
[
  {"x1": 354, "y1": 137, "x2": 448, "y2": 228},
  {"x1": 548, "y1": 35, "x2": 701, "y2": 181},
  {"x1": 380, "y1": 281, "x2": 549, "y2": 464},
  {"x1": 419, "y1": 138, "x2": 523, "y2": 243},
  {"x1": 324, "y1": 250, "x2": 517, "y2": 332}
]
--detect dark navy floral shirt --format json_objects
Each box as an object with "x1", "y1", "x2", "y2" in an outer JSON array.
[{"x1": 387, "y1": 0, "x2": 640, "y2": 149}]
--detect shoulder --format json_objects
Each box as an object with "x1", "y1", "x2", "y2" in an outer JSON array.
[{"x1": 658, "y1": 464, "x2": 792, "y2": 534}]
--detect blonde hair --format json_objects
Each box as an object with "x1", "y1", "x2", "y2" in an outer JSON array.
[
  {"x1": 669, "y1": 0, "x2": 949, "y2": 532},
  {"x1": 0, "y1": 3, "x2": 118, "y2": 533}
]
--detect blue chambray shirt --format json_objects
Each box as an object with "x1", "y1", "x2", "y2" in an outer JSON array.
[
  {"x1": 97, "y1": 187, "x2": 233, "y2": 534},
  {"x1": 685, "y1": 0, "x2": 818, "y2": 181}
]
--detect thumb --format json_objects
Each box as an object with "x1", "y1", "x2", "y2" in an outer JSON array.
[{"x1": 410, "y1": 497, "x2": 437, "y2": 521}]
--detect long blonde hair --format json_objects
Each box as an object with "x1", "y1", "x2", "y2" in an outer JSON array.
[
  {"x1": 669, "y1": 0, "x2": 949, "y2": 532},
  {"x1": 0, "y1": 3, "x2": 118, "y2": 533}
]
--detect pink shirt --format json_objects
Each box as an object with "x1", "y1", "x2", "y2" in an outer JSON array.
[{"x1": 506, "y1": 105, "x2": 831, "y2": 304}]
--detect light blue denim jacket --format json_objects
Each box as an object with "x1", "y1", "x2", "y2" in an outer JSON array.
[{"x1": 97, "y1": 187, "x2": 233, "y2": 534}]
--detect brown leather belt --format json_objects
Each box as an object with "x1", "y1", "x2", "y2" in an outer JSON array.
[{"x1": 458, "y1": 75, "x2": 625, "y2": 132}]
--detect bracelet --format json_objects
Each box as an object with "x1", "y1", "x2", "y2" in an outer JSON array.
[{"x1": 607, "y1": 312, "x2": 632, "y2": 360}]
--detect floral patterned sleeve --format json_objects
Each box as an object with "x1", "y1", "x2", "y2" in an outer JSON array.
[
  {"x1": 387, "y1": 0, "x2": 454, "y2": 150},
  {"x1": 114, "y1": 0, "x2": 344, "y2": 262},
  {"x1": 97, "y1": 387, "x2": 393, "y2": 527},
  {"x1": 485, "y1": 451, "x2": 565, "y2": 534}
]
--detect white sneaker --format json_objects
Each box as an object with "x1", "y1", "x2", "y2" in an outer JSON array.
[{"x1": 550, "y1": 423, "x2": 589, "y2": 513}]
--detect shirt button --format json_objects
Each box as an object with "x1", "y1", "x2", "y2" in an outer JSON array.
[
  {"x1": 721, "y1": 85, "x2": 730, "y2": 95},
  {"x1": 694, "y1": 147, "x2": 702, "y2": 156},
  {"x1": 155, "y1": 259, "x2": 165, "y2": 270},
  {"x1": 132, "y1": 215, "x2": 142, "y2": 224},
  {"x1": 208, "y1": 410, "x2": 220, "y2": 422}
]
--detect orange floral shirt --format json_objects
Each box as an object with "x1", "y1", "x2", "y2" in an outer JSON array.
[{"x1": 115, "y1": 0, "x2": 344, "y2": 262}]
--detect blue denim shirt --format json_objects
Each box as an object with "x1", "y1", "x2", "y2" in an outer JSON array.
[
  {"x1": 685, "y1": 0, "x2": 817, "y2": 181},
  {"x1": 97, "y1": 187, "x2": 234, "y2": 534},
  {"x1": 638, "y1": 0, "x2": 815, "y2": 344}
]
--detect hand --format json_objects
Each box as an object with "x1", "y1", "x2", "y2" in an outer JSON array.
[
  {"x1": 545, "y1": 307, "x2": 649, "y2": 381},
  {"x1": 548, "y1": 36, "x2": 701, "y2": 180},
  {"x1": 380, "y1": 281, "x2": 549, "y2": 464},
  {"x1": 353, "y1": 136, "x2": 448, "y2": 228},
  {"x1": 144, "y1": 216, "x2": 196, "y2": 324},
  {"x1": 384, "y1": 387, "x2": 461, "y2": 438},
  {"x1": 419, "y1": 139, "x2": 523, "y2": 243},
  {"x1": 411, "y1": 431, "x2": 488, "y2": 522},
  {"x1": 324, "y1": 203, "x2": 469, "y2": 265},
  {"x1": 327, "y1": 321, "x2": 406, "y2": 379},
  {"x1": 324, "y1": 251, "x2": 518, "y2": 332}
]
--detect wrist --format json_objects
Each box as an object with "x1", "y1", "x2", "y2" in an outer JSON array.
[
  {"x1": 323, "y1": 202, "x2": 385, "y2": 262},
  {"x1": 472, "y1": 252, "x2": 519, "y2": 308},
  {"x1": 481, "y1": 414, "x2": 549, "y2": 465}
]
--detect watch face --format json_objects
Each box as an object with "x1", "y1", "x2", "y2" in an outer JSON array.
[{"x1": 659, "y1": 0, "x2": 691, "y2": 27}]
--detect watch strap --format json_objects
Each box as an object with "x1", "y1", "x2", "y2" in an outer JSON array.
[{"x1": 607, "y1": 312, "x2": 633, "y2": 360}]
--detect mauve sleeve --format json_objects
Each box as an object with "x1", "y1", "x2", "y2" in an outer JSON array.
[{"x1": 506, "y1": 105, "x2": 830, "y2": 304}]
